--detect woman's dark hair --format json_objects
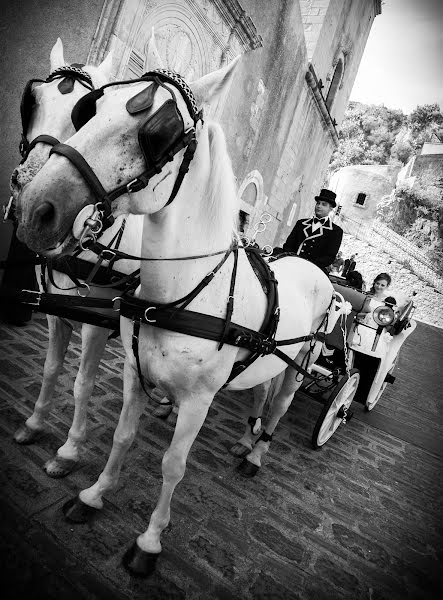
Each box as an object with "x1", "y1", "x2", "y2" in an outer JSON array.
[
  {"x1": 369, "y1": 272, "x2": 391, "y2": 294},
  {"x1": 384, "y1": 296, "x2": 397, "y2": 307},
  {"x1": 346, "y1": 270, "x2": 364, "y2": 290}
]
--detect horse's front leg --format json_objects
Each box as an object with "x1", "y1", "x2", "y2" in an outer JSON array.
[
  {"x1": 63, "y1": 356, "x2": 144, "y2": 521},
  {"x1": 239, "y1": 342, "x2": 323, "y2": 477},
  {"x1": 44, "y1": 324, "x2": 110, "y2": 478},
  {"x1": 14, "y1": 315, "x2": 72, "y2": 444},
  {"x1": 230, "y1": 379, "x2": 272, "y2": 458},
  {"x1": 123, "y1": 392, "x2": 213, "y2": 577}
]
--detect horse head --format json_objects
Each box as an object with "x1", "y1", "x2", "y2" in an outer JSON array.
[
  {"x1": 16, "y1": 48, "x2": 240, "y2": 256},
  {"x1": 10, "y1": 38, "x2": 114, "y2": 209}
]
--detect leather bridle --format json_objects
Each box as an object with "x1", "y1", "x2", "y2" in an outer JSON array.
[
  {"x1": 19, "y1": 64, "x2": 94, "y2": 162},
  {"x1": 48, "y1": 69, "x2": 203, "y2": 245}
]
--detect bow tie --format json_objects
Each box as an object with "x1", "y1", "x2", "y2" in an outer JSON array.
[{"x1": 311, "y1": 216, "x2": 327, "y2": 232}]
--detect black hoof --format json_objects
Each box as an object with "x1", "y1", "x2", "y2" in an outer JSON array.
[
  {"x1": 122, "y1": 541, "x2": 159, "y2": 577},
  {"x1": 237, "y1": 459, "x2": 260, "y2": 478},
  {"x1": 62, "y1": 496, "x2": 99, "y2": 524}
]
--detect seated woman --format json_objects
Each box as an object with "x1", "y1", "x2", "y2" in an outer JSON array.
[{"x1": 357, "y1": 272, "x2": 396, "y2": 329}]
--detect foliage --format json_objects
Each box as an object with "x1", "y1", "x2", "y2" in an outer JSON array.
[
  {"x1": 376, "y1": 182, "x2": 443, "y2": 271},
  {"x1": 329, "y1": 102, "x2": 406, "y2": 172},
  {"x1": 329, "y1": 102, "x2": 443, "y2": 173}
]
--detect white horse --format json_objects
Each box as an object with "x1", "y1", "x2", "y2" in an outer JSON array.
[
  {"x1": 9, "y1": 38, "x2": 145, "y2": 477},
  {"x1": 15, "y1": 53, "x2": 339, "y2": 575}
]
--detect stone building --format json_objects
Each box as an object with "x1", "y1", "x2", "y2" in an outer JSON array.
[
  {"x1": 397, "y1": 134, "x2": 443, "y2": 192},
  {"x1": 0, "y1": 0, "x2": 381, "y2": 272},
  {"x1": 329, "y1": 164, "x2": 401, "y2": 225}
]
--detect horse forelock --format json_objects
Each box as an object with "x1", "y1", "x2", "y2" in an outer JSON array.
[{"x1": 204, "y1": 121, "x2": 239, "y2": 240}]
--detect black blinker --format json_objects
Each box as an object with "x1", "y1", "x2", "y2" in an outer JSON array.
[
  {"x1": 138, "y1": 99, "x2": 184, "y2": 167},
  {"x1": 71, "y1": 88, "x2": 104, "y2": 131},
  {"x1": 20, "y1": 80, "x2": 40, "y2": 136},
  {"x1": 126, "y1": 82, "x2": 159, "y2": 114}
]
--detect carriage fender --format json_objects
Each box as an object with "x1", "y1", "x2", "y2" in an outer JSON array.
[
  {"x1": 365, "y1": 318, "x2": 417, "y2": 403},
  {"x1": 325, "y1": 292, "x2": 352, "y2": 335}
]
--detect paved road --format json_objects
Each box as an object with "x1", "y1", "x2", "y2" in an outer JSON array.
[{"x1": 0, "y1": 314, "x2": 442, "y2": 600}]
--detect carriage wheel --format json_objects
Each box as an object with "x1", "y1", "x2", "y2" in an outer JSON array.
[
  {"x1": 311, "y1": 369, "x2": 360, "y2": 449},
  {"x1": 365, "y1": 355, "x2": 398, "y2": 412}
]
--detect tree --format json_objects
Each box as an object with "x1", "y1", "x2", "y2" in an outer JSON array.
[{"x1": 329, "y1": 102, "x2": 443, "y2": 173}]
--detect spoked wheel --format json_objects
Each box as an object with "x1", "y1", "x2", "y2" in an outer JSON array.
[
  {"x1": 311, "y1": 368, "x2": 360, "y2": 449},
  {"x1": 365, "y1": 355, "x2": 398, "y2": 412}
]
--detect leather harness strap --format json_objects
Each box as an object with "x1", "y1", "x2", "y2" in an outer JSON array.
[{"x1": 2, "y1": 246, "x2": 327, "y2": 384}]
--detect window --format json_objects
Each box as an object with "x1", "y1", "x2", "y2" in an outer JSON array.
[
  {"x1": 325, "y1": 58, "x2": 343, "y2": 111},
  {"x1": 355, "y1": 193, "x2": 367, "y2": 206},
  {"x1": 241, "y1": 182, "x2": 258, "y2": 206}
]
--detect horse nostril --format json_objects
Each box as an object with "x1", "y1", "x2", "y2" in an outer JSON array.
[{"x1": 35, "y1": 201, "x2": 55, "y2": 224}]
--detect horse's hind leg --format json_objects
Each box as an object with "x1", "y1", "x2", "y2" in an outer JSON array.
[
  {"x1": 230, "y1": 379, "x2": 273, "y2": 458},
  {"x1": 239, "y1": 342, "x2": 323, "y2": 477},
  {"x1": 123, "y1": 393, "x2": 213, "y2": 577},
  {"x1": 45, "y1": 324, "x2": 110, "y2": 478},
  {"x1": 14, "y1": 315, "x2": 72, "y2": 444}
]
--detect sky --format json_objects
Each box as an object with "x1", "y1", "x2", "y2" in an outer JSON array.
[{"x1": 349, "y1": 0, "x2": 443, "y2": 114}]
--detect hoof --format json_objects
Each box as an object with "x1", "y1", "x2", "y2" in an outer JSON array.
[
  {"x1": 122, "y1": 541, "x2": 159, "y2": 577},
  {"x1": 229, "y1": 442, "x2": 252, "y2": 459},
  {"x1": 44, "y1": 455, "x2": 78, "y2": 478},
  {"x1": 237, "y1": 458, "x2": 260, "y2": 478},
  {"x1": 14, "y1": 424, "x2": 44, "y2": 445},
  {"x1": 152, "y1": 402, "x2": 173, "y2": 419},
  {"x1": 63, "y1": 496, "x2": 99, "y2": 524}
]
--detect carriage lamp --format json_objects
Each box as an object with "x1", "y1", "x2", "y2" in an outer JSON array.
[{"x1": 373, "y1": 305, "x2": 395, "y2": 327}]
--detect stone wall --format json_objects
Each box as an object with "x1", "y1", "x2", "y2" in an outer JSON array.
[
  {"x1": 339, "y1": 234, "x2": 443, "y2": 329},
  {"x1": 410, "y1": 154, "x2": 443, "y2": 189}
]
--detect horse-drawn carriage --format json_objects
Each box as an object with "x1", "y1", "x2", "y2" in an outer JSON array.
[
  {"x1": 4, "y1": 37, "x2": 417, "y2": 576},
  {"x1": 300, "y1": 274, "x2": 416, "y2": 448}
]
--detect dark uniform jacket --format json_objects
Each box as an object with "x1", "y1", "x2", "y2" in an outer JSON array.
[{"x1": 281, "y1": 215, "x2": 343, "y2": 270}]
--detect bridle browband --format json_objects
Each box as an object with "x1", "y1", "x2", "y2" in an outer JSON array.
[
  {"x1": 19, "y1": 64, "x2": 94, "y2": 162},
  {"x1": 48, "y1": 69, "x2": 203, "y2": 246}
]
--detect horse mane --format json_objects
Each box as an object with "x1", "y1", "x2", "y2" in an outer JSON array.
[{"x1": 205, "y1": 121, "x2": 240, "y2": 241}]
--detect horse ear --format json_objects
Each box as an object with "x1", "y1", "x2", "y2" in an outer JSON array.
[
  {"x1": 50, "y1": 38, "x2": 65, "y2": 71},
  {"x1": 145, "y1": 27, "x2": 164, "y2": 70},
  {"x1": 96, "y1": 50, "x2": 114, "y2": 80},
  {"x1": 190, "y1": 56, "x2": 241, "y2": 108}
]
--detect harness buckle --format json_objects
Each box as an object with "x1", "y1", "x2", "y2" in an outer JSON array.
[
  {"x1": 100, "y1": 249, "x2": 117, "y2": 262},
  {"x1": 112, "y1": 296, "x2": 122, "y2": 311},
  {"x1": 23, "y1": 289, "x2": 41, "y2": 306},
  {"x1": 126, "y1": 178, "x2": 139, "y2": 194},
  {"x1": 144, "y1": 306, "x2": 157, "y2": 323}
]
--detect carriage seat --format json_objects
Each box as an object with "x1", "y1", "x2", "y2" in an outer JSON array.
[{"x1": 324, "y1": 283, "x2": 367, "y2": 350}]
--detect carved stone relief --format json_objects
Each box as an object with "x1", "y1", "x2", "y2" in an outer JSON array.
[{"x1": 99, "y1": 0, "x2": 261, "y2": 118}]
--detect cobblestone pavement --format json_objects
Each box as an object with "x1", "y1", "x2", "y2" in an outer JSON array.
[{"x1": 0, "y1": 313, "x2": 442, "y2": 600}]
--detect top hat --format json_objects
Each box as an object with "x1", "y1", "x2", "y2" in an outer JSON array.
[{"x1": 315, "y1": 188, "x2": 337, "y2": 208}]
